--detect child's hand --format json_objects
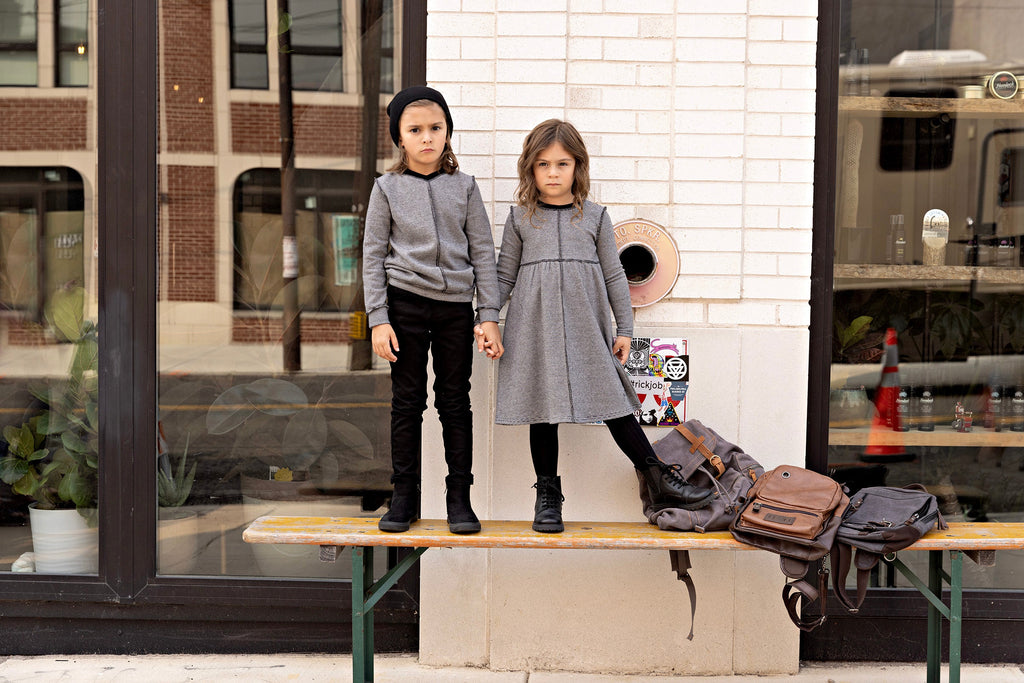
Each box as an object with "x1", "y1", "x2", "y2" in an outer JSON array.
[
  {"x1": 612, "y1": 336, "x2": 631, "y2": 365},
  {"x1": 475, "y1": 322, "x2": 504, "y2": 359},
  {"x1": 371, "y1": 324, "x2": 399, "y2": 362}
]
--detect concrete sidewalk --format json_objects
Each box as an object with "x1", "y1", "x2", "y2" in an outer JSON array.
[{"x1": 0, "y1": 655, "x2": 1020, "y2": 682}]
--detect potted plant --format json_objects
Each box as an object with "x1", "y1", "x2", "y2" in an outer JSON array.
[
  {"x1": 156, "y1": 434, "x2": 200, "y2": 573},
  {"x1": 0, "y1": 287, "x2": 98, "y2": 573}
]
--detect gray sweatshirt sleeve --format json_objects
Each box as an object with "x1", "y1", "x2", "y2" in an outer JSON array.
[
  {"x1": 362, "y1": 179, "x2": 392, "y2": 328},
  {"x1": 596, "y1": 207, "x2": 634, "y2": 338},
  {"x1": 465, "y1": 178, "x2": 501, "y2": 324},
  {"x1": 495, "y1": 208, "x2": 522, "y2": 309}
]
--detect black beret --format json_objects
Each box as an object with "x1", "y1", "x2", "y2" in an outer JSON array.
[{"x1": 386, "y1": 86, "x2": 454, "y2": 146}]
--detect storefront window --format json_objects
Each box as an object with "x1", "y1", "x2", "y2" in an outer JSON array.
[
  {"x1": 0, "y1": 164, "x2": 96, "y2": 576},
  {"x1": 830, "y1": 1, "x2": 1024, "y2": 589},
  {"x1": 156, "y1": 0, "x2": 397, "y2": 578}
]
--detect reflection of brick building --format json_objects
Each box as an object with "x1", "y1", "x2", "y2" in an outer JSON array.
[{"x1": 2, "y1": 1, "x2": 401, "y2": 360}]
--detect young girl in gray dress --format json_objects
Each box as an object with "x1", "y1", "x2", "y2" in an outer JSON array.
[{"x1": 476, "y1": 119, "x2": 712, "y2": 532}]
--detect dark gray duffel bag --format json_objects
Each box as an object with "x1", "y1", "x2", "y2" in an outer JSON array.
[{"x1": 833, "y1": 483, "x2": 947, "y2": 612}]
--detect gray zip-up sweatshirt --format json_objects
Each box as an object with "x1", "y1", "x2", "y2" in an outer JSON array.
[{"x1": 362, "y1": 170, "x2": 500, "y2": 328}]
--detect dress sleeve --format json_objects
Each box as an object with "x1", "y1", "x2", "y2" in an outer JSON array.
[
  {"x1": 596, "y1": 207, "x2": 633, "y2": 338},
  {"x1": 362, "y1": 179, "x2": 392, "y2": 328},
  {"x1": 464, "y1": 178, "x2": 501, "y2": 324},
  {"x1": 496, "y1": 207, "x2": 523, "y2": 309}
]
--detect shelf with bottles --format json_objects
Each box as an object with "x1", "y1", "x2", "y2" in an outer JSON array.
[
  {"x1": 839, "y1": 95, "x2": 1024, "y2": 117},
  {"x1": 828, "y1": 423, "x2": 1024, "y2": 447}
]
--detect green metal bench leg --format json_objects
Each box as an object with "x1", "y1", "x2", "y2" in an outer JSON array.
[
  {"x1": 349, "y1": 546, "x2": 430, "y2": 683},
  {"x1": 352, "y1": 546, "x2": 374, "y2": 683},
  {"x1": 927, "y1": 550, "x2": 942, "y2": 683},
  {"x1": 948, "y1": 550, "x2": 963, "y2": 683}
]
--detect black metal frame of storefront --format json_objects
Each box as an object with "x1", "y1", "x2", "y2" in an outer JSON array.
[
  {"x1": 804, "y1": 0, "x2": 1024, "y2": 663},
  {"x1": 0, "y1": 0, "x2": 427, "y2": 654}
]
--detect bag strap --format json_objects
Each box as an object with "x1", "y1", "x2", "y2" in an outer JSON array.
[
  {"x1": 669, "y1": 549, "x2": 697, "y2": 641},
  {"x1": 832, "y1": 542, "x2": 873, "y2": 613},
  {"x1": 674, "y1": 424, "x2": 725, "y2": 478},
  {"x1": 781, "y1": 561, "x2": 831, "y2": 631},
  {"x1": 780, "y1": 543, "x2": 842, "y2": 632}
]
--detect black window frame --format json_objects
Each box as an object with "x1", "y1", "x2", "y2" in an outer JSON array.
[{"x1": 0, "y1": 0, "x2": 427, "y2": 654}]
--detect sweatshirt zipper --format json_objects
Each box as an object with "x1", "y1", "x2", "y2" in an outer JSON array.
[{"x1": 425, "y1": 178, "x2": 449, "y2": 292}]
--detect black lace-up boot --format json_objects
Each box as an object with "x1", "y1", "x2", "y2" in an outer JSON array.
[
  {"x1": 532, "y1": 475, "x2": 565, "y2": 533},
  {"x1": 641, "y1": 461, "x2": 714, "y2": 511},
  {"x1": 379, "y1": 479, "x2": 420, "y2": 532},
  {"x1": 445, "y1": 476, "x2": 481, "y2": 534}
]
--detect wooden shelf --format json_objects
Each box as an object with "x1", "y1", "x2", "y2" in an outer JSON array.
[
  {"x1": 829, "y1": 425, "x2": 1024, "y2": 447},
  {"x1": 834, "y1": 264, "x2": 1024, "y2": 285},
  {"x1": 840, "y1": 95, "x2": 1024, "y2": 117}
]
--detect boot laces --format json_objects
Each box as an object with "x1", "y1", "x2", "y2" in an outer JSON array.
[
  {"x1": 533, "y1": 481, "x2": 564, "y2": 507},
  {"x1": 659, "y1": 462, "x2": 688, "y2": 488}
]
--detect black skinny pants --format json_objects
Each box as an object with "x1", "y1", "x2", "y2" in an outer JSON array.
[
  {"x1": 386, "y1": 286, "x2": 475, "y2": 487},
  {"x1": 529, "y1": 415, "x2": 656, "y2": 477}
]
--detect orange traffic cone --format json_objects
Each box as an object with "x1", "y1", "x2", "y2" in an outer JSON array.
[{"x1": 862, "y1": 328, "x2": 910, "y2": 462}]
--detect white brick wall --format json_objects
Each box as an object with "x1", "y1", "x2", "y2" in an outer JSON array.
[
  {"x1": 427, "y1": 3, "x2": 818, "y2": 317},
  {"x1": 422, "y1": 2, "x2": 816, "y2": 675}
]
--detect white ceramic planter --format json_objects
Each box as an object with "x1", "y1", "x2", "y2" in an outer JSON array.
[
  {"x1": 157, "y1": 507, "x2": 200, "y2": 574},
  {"x1": 28, "y1": 505, "x2": 99, "y2": 574}
]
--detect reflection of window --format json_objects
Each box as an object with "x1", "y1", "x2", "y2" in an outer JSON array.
[
  {"x1": 229, "y1": 0, "x2": 268, "y2": 89},
  {"x1": 233, "y1": 168, "x2": 359, "y2": 312},
  {"x1": 0, "y1": 168, "x2": 85, "y2": 318},
  {"x1": 289, "y1": 0, "x2": 344, "y2": 91},
  {"x1": 56, "y1": 0, "x2": 89, "y2": 87},
  {"x1": 0, "y1": 0, "x2": 38, "y2": 86},
  {"x1": 228, "y1": 0, "x2": 396, "y2": 93},
  {"x1": 374, "y1": 0, "x2": 395, "y2": 93}
]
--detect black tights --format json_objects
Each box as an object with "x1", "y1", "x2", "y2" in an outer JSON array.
[{"x1": 529, "y1": 416, "x2": 658, "y2": 477}]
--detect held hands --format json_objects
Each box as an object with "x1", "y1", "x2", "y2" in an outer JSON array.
[
  {"x1": 371, "y1": 323, "x2": 399, "y2": 362},
  {"x1": 612, "y1": 336, "x2": 631, "y2": 365},
  {"x1": 473, "y1": 322, "x2": 504, "y2": 359}
]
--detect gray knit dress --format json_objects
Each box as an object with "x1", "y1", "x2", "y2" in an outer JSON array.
[{"x1": 494, "y1": 201, "x2": 640, "y2": 425}]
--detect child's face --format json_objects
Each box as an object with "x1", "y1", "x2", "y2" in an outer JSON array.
[
  {"x1": 398, "y1": 102, "x2": 447, "y2": 174},
  {"x1": 532, "y1": 141, "x2": 576, "y2": 205}
]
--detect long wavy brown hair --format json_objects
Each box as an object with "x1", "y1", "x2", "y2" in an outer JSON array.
[
  {"x1": 388, "y1": 100, "x2": 459, "y2": 174},
  {"x1": 515, "y1": 119, "x2": 590, "y2": 225}
]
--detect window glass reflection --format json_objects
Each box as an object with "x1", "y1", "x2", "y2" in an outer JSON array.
[
  {"x1": 831, "y1": 0, "x2": 1024, "y2": 590},
  {"x1": 156, "y1": 0, "x2": 399, "y2": 578},
  {"x1": 0, "y1": 165, "x2": 96, "y2": 576}
]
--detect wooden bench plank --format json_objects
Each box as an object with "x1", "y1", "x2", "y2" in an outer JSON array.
[
  {"x1": 242, "y1": 517, "x2": 747, "y2": 550},
  {"x1": 242, "y1": 516, "x2": 1024, "y2": 552}
]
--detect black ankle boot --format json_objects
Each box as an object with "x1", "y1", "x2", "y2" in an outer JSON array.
[
  {"x1": 532, "y1": 475, "x2": 564, "y2": 533},
  {"x1": 379, "y1": 480, "x2": 420, "y2": 532},
  {"x1": 641, "y1": 461, "x2": 714, "y2": 511},
  {"x1": 445, "y1": 478, "x2": 481, "y2": 534}
]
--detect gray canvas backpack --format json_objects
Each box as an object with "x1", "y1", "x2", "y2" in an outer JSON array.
[
  {"x1": 833, "y1": 484, "x2": 947, "y2": 612},
  {"x1": 642, "y1": 419, "x2": 764, "y2": 532}
]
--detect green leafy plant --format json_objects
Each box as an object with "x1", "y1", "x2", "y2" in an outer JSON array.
[
  {"x1": 832, "y1": 315, "x2": 885, "y2": 364},
  {"x1": 158, "y1": 435, "x2": 196, "y2": 508},
  {"x1": 0, "y1": 287, "x2": 98, "y2": 519}
]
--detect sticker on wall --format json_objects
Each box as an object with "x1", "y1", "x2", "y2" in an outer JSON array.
[{"x1": 627, "y1": 337, "x2": 689, "y2": 427}]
